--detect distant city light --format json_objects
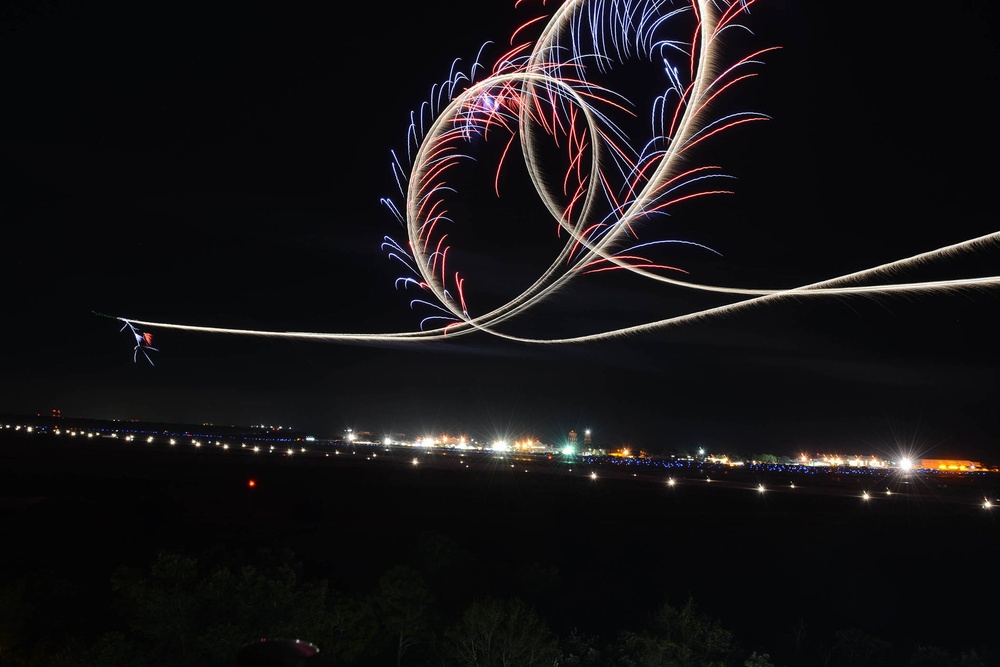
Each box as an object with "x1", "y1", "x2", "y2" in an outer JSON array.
[{"x1": 3, "y1": 415, "x2": 997, "y2": 518}]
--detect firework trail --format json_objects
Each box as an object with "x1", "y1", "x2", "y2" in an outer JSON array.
[
  {"x1": 118, "y1": 318, "x2": 158, "y2": 365},
  {"x1": 105, "y1": 0, "x2": 1000, "y2": 349}
]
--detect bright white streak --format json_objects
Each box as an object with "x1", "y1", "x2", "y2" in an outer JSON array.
[{"x1": 112, "y1": 0, "x2": 1000, "y2": 346}]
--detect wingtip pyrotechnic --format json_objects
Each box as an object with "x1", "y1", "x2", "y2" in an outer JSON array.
[{"x1": 118, "y1": 318, "x2": 158, "y2": 366}]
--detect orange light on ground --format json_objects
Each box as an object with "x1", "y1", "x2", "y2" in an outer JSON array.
[{"x1": 248, "y1": 479, "x2": 257, "y2": 488}]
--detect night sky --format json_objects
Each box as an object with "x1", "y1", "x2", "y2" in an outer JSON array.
[{"x1": 2, "y1": 0, "x2": 998, "y2": 461}]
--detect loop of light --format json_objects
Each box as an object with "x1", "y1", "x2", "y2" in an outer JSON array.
[{"x1": 110, "y1": 0, "x2": 1000, "y2": 345}]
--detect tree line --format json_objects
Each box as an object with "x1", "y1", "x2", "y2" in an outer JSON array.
[{"x1": 0, "y1": 532, "x2": 992, "y2": 667}]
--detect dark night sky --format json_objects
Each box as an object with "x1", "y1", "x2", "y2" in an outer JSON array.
[{"x1": 2, "y1": 0, "x2": 998, "y2": 461}]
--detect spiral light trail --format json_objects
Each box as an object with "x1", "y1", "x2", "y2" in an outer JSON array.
[{"x1": 108, "y1": 0, "x2": 1000, "y2": 347}]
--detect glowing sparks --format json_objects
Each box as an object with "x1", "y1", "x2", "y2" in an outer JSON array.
[
  {"x1": 103, "y1": 0, "x2": 1000, "y2": 352},
  {"x1": 119, "y1": 319, "x2": 158, "y2": 365}
]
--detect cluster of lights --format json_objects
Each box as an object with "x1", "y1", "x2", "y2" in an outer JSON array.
[
  {"x1": 582, "y1": 455, "x2": 995, "y2": 482},
  {"x1": 349, "y1": 428, "x2": 598, "y2": 456},
  {"x1": 807, "y1": 454, "x2": 892, "y2": 468},
  {"x1": 5, "y1": 421, "x2": 997, "y2": 513},
  {"x1": 1, "y1": 421, "x2": 318, "y2": 458}
]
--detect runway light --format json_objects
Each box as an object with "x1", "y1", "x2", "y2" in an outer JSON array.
[{"x1": 248, "y1": 479, "x2": 257, "y2": 488}]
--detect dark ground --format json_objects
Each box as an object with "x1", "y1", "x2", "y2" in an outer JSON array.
[{"x1": 3, "y1": 422, "x2": 1000, "y2": 664}]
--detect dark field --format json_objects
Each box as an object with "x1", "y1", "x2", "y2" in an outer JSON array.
[{"x1": 3, "y1": 425, "x2": 1000, "y2": 665}]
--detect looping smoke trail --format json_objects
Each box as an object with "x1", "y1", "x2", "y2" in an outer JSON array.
[{"x1": 106, "y1": 0, "x2": 1000, "y2": 347}]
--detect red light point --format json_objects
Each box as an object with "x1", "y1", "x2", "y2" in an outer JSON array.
[{"x1": 248, "y1": 479, "x2": 257, "y2": 488}]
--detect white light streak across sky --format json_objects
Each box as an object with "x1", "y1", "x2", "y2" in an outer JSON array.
[{"x1": 105, "y1": 0, "x2": 1000, "y2": 352}]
